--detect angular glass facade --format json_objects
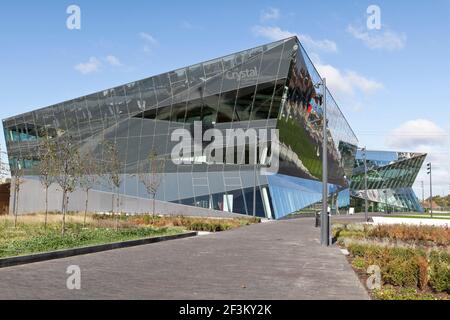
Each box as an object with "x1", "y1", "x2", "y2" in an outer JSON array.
[
  {"x1": 350, "y1": 150, "x2": 426, "y2": 213},
  {"x1": 3, "y1": 37, "x2": 361, "y2": 219}
]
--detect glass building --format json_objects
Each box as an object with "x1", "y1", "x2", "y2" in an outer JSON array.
[
  {"x1": 350, "y1": 150, "x2": 426, "y2": 213},
  {"x1": 4, "y1": 36, "x2": 422, "y2": 219}
]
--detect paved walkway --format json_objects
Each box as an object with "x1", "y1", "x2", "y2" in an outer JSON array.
[{"x1": 0, "y1": 218, "x2": 369, "y2": 300}]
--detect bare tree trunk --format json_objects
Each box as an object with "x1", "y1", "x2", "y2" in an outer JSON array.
[
  {"x1": 12, "y1": 179, "x2": 17, "y2": 228},
  {"x1": 109, "y1": 193, "x2": 113, "y2": 230},
  {"x1": 152, "y1": 193, "x2": 156, "y2": 217},
  {"x1": 44, "y1": 186, "x2": 48, "y2": 229},
  {"x1": 61, "y1": 191, "x2": 67, "y2": 236},
  {"x1": 115, "y1": 189, "x2": 120, "y2": 231},
  {"x1": 111, "y1": 193, "x2": 114, "y2": 213},
  {"x1": 14, "y1": 185, "x2": 19, "y2": 228},
  {"x1": 84, "y1": 189, "x2": 89, "y2": 227},
  {"x1": 111, "y1": 193, "x2": 116, "y2": 230},
  {"x1": 13, "y1": 195, "x2": 17, "y2": 228}
]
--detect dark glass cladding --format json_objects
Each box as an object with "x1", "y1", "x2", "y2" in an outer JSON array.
[
  {"x1": 2, "y1": 37, "x2": 360, "y2": 219},
  {"x1": 277, "y1": 42, "x2": 358, "y2": 187}
]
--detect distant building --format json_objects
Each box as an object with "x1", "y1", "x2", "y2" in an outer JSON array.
[
  {"x1": 421, "y1": 200, "x2": 443, "y2": 211},
  {"x1": 351, "y1": 150, "x2": 426, "y2": 213}
]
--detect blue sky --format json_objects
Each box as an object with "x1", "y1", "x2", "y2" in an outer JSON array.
[{"x1": 1, "y1": 0, "x2": 449, "y2": 197}]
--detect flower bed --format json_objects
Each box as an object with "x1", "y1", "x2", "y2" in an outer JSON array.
[{"x1": 334, "y1": 223, "x2": 450, "y2": 300}]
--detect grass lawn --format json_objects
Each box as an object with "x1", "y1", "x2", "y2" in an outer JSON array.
[
  {"x1": 333, "y1": 223, "x2": 450, "y2": 300},
  {"x1": 0, "y1": 213, "x2": 260, "y2": 259}
]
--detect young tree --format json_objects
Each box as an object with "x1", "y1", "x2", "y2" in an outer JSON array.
[
  {"x1": 37, "y1": 136, "x2": 56, "y2": 228},
  {"x1": 79, "y1": 150, "x2": 99, "y2": 227},
  {"x1": 102, "y1": 140, "x2": 123, "y2": 230},
  {"x1": 53, "y1": 135, "x2": 82, "y2": 236},
  {"x1": 11, "y1": 157, "x2": 25, "y2": 228},
  {"x1": 139, "y1": 151, "x2": 165, "y2": 217}
]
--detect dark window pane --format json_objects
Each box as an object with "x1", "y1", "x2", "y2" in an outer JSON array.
[
  {"x1": 217, "y1": 90, "x2": 236, "y2": 123},
  {"x1": 170, "y1": 102, "x2": 187, "y2": 123},
  {"x1": 233, "y1": 86, "x2": 254, "y2": 122},
  {"x1": 249, "y1": 81, "x2": 275, "y2": 121}
]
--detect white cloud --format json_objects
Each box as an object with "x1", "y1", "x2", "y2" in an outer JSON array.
[
  {"x1": 260, "y1": 7, "x2": 280, "y2": 22},
  {"x1": 252, "y1": 25, "x2": 294, "y2": 40},
  {"x1": 139, "y1": 32, "x2": 158, "y2": 53},
  {"x1": 74, "y1": 57, "x2": 101, "y2": 75},
  {"x1": 298, "y1": 34, "x2": 338, "y2": 53},
  {"x1": 252, "y1": 25, "x2": 381, "y2": 111},
  {"x1": 385, "y1": 119, "x2": 449, "y2": 149},
  {"x1": 413, "y1": 149, "x2": 450, "y2": 197},
  {"x1": 386, "y1": 120, "x2": 450, "y2": 196},
  {"x1": 74, "y1": 55, "x2": 126, "y2": 74},
  {"x1": 180, "y1": 20, "x2": 203, "y2": 31},
  {"x1": 345, "y1": 71, "x2": 384, "y2": 94},
  {"x1": 315, "y1": 63, "x2": 383, "y2": 96},
  {"x1": 180, "y1": 20, "x2": 194, "y2": 30},
  {"x1": 347, "y1": 25, "x2": 406, "y2": 51},
  {"x1": 251, "y1": 25, "x2": 338, "y2": 53},
  {"x1": 139, "y1": 32, "x2": 157, "y2": 45},
  {"x1": 105, "y1": 55, "x2": 122, "y2": 67}
]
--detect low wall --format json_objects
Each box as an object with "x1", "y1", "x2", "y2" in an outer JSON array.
[{"x1": 9, "y1": 178, "x2": 247, "y2": 219}]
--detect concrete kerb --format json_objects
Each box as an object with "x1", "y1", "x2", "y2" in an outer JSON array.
[{"x1": 0, "y1": 231, "x2": 197, "y2": 269}]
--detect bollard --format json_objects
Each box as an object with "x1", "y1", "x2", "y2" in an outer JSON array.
[{"x1": 315, "y1": 211, "x2": 321, "y2": 228}]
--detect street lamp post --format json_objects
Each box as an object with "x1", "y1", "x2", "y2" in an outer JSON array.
[
  {"x1": 427, "y1": 163, "x2": 433, "y2": 217},
  {"x1": 362, "y1": 147, "x2": 369, "y2": 221},
  {"x1": 253, "y1": 159, "x2": 257, "y2": 217},
  {"x1": 320, "y1": 78, "x2": 330, "y2": 246}
]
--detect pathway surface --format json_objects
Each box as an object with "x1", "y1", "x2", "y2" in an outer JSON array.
[{"x1": 0, "y1": 218, "x2": 369, "y2": 300}]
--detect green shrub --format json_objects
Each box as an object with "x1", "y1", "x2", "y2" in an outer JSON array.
[
  {"x1": 429, "y1": 262, "x2": 450, "y2": 293},
  {"x1": 337, "y1": 230, "x2": 365, "y2": 239},
  {"x1": 390, "y1": 247, "x2": 425, "y2": 260},
  {"x1": 383, "y1": 258, "x2": 419, "y2": 287},
  {"x1": 345, "y1": 235, "x2": 449, "y2": 297},
  {"x1": 127, "y1": 215, "x2": 258, "y2": 232},
  {"x1": 430, "y1": 250, "x2": 450, "y2": 264},
  {"x1": 429, "y1": 251, "x2": 450, "y2": 293},
  {"x1": 186, "y1": 220, "x2": 234, "y2": 232},
  {"x1": 333, "y1": 223, "x2": 368, "y2": 241},
  {"x1": 337, "y1": 223, "x2": 450, "y2": 247},
  {"x1": 348, "y1": 244, "x2": 387, "y2": 266},
  {"x1": 351, "y1": 256, "x2": 366, "y2": 270},
  {"x1": 347, "y1": 243, "x2": 367, "y2": 257},
  {"x1": 347, "y1": 244, "x2": 430, "y2": 289},
  {"x1": 373, "y1": 287, "x2": 436, "y2": 300}
]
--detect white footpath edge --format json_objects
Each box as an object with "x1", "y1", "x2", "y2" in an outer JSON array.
[{"x1": 372, "y1": 216, "x2": 449, "y2": 227}]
